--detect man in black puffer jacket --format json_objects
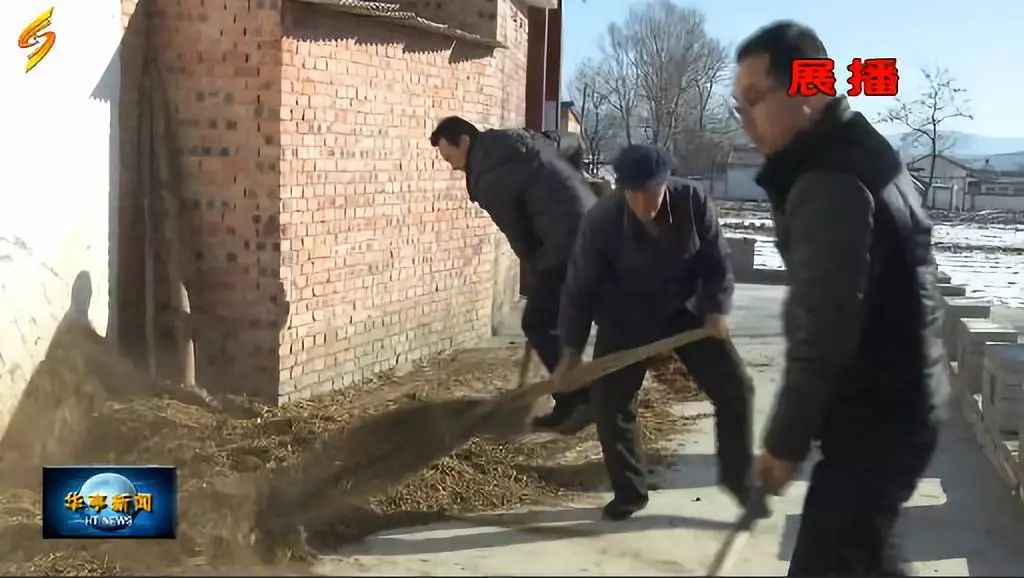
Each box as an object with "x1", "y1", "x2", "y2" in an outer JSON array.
[
  {"x1": 430, "y1": 116, "x2": 598, "y2": 433},
  {"x1": 733, "y1": 21, "x2": 950, "y2": 575}
]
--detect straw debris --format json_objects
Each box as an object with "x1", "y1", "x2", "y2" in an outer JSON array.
[{"x1": 0, "y1": 325, "x2": 700, "y2": 575}]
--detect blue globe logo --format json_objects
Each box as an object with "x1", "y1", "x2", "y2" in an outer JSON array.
[{"x1": 68, "y1": 473, "x2": 143, "y2": 532}]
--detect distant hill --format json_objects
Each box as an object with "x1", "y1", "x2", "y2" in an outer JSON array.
[{"x1": 883, "y1": 131, "x2": 1024, "y2": 157}]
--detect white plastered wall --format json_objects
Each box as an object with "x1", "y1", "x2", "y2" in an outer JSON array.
[{"x1": 0, "y1": 0, "x2": 122, "y2": 440}]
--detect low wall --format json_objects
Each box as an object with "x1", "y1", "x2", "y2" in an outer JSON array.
[
  {"x1": 726, "y1": 236, "x2": 787, "y2": 286},
  {"x1": 938, "y1": 277, "x2": 1024, "y2": 507}
]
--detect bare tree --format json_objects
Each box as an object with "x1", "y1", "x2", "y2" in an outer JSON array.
[
  {"x1": 879, "y1": 66, "x2": 972, "y2": 190},
  {"x1": 576, "y1": 1, "x2": 735, "y2": 177},
  {"x1": 592, "y1": 24, "x2": 640, "y2": 146},
  {"x1": 569, "y1": 61, "x2": 614, "y2": 172},
  {"x1": 691, "y1": 38, "x2": 730, "y2": 133},
  {"x1": 672, "y1": 38, "x2": 732, "y2": 177},
  {"x1": 673, "y1": 96, "x2": 741, "y2": 187},
  {"x1": 595, "y1": 0, "x2": 734, "y2": 164},
  {"x1": 615, "y1": 0, "x2": 712, "y2": 149}
]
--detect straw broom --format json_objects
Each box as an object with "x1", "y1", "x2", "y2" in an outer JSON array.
[{"x1": 256, "y1": 327, "x2": 710, "y2": 546}]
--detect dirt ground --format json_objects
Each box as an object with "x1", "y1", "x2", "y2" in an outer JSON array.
[{"x1": 0, "y1": 323, "x2": 702, "y2": 576}]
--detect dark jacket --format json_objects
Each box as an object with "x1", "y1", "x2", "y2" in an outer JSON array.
[
  {"x1": 465, "y1": 129, "x2": 597, "y2": 272},
  {"x1": 756, "y1": 97, "x2": 950, "y2": 464},
  {"x1": 557, "y1": 178, "x2": 734, "y2": 351}
]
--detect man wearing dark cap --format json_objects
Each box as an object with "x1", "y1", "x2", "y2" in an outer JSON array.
[
  {"x1": 430, "y1": 116, "x2": 597, "y2": 432},
  {"x1": 734, "y1": 20, "x2": 948, "y2": 575},
  {"x1": 554, "y1": 143, "x2": 762, "y2": 521}
]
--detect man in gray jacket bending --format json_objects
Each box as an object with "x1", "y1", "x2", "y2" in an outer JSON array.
[{"x1": 430, "y1": 116, "x2": 597, "y2": 432}]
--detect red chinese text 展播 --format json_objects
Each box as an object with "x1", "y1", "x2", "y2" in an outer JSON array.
[{"x1": 788, "y1": 58, "x2": 899, "y2": 97}]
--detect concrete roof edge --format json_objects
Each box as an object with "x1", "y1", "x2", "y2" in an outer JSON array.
[{"x1": 294, "y1": 0, "x2": 507, "y2": 48}]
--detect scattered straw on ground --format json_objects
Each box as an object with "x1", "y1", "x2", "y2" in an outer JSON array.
[
  {"x1": 646, "y1": 352, "x2": 703, "y2": 402},
  {"x1": 0, "y1": 325, "x2": 702, "y2": 576}
]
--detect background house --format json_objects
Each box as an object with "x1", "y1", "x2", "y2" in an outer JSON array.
[
  {"x1": 723, "y1": 144, "x2": 768, "y2": 202},
  {"x1": 559, "y1": 99, "x2": 582, "y2": 135},
  {"x1": 909, "y1": 151, "x2": 1024, "y2": 211},
  {"x1": 0, "y1": 0, "x2": 568, "y2": 440}
]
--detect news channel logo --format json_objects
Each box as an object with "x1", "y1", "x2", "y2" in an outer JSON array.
[{"x1": 42, "y1": 466, "x2": 177, "y2": 539}]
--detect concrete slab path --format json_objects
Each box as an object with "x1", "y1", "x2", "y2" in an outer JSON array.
[{"x1": 312, "y1": 284, "x2": 1024, "y2": 576}]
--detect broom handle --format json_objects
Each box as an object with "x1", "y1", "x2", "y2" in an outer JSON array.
[
  {"x1": 706, "y1": 485, "x2": 769, "y2": 575},
  {"x1": 502, "y1": 327, "x2": 710, "y2": 405}
]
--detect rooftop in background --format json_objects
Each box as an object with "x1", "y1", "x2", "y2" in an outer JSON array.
[
  {"x1": 727, "y1": 145, "x2": 764, "y2": 167},
  {"x1": 951, "y1": 151, "x2": 1024, "y2": 174},
  {"x1": 911, "y1": 151, "x2": 1024, "y2": 178}
]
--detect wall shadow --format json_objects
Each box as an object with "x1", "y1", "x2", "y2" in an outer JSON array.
[
  {"x1": 0, "y1": 272, "x2": 157, "y2": 489},
  {"x1": 450, "y1": 41, "x2": 496, "y2": 64},
  {"x1": 327, "y1": 506, "x2": 733, "y2": 557},
  {"x1": 0, "y1": 266, "x2": 271, "y2": 492},
  {"x1": 518, "y1": 451, "x2": 725, "y2": 494}
]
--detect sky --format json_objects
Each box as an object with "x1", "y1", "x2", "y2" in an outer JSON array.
[{"x1": 560, "y1": 0, "x2": 1024, "y2": 138}]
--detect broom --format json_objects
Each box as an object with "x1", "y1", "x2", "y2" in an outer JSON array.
[{"x1": 257, "y1": 327, "x2": 710, "y2": 544}]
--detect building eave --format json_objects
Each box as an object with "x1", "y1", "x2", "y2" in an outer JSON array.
[{"x1": 295, "y1": 0, "x2": 507, "y2": 48}]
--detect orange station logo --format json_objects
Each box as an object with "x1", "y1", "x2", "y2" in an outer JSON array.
[{"x1": 19, "y1": 7, "x2": 57, "y2": 73}]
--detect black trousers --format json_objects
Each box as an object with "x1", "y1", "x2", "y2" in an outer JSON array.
[
  {"x1": 788, "y1": 424, "x2": 938, "y2": 576},
  {"x1": 520, "y1": 265, "x2": 590, "y2": 409},
  {"x1": 591, "y1": 312, "x2": 755, "y2": 504}
]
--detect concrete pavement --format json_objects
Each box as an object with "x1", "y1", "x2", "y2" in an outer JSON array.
[{"x1": 311, "y1": 284, "x2": 1024, "y2": 576}]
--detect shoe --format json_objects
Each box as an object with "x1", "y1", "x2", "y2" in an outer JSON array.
[
  {"x1": 554, "y1": 403, "x2": 595, "y2": 434},
  {"x1": 601, "y1": 496, "x2": 649, "y2": 521},
  {"x1": 744, "y1": 489, "x2": 771, "y2": 521},
  {"x1": 531, "y1": 407, "x2": 571, "y2": 430},
  {"x1": 531, "y1": 403, "x2": 594, "y2": 434}
]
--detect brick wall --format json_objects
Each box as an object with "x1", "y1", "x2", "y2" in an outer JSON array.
[
  {"x1": 490, "y1": 0, "x2": 528, "y2": 319},
  {"x1": 276, "y1": 0, "x2": 528, "y2": 400},
  {"x1": 145, "y1": 0, "x2": 286, "y2": 399},
  {"x1": 497, "y1": 0, "x2": 529, "y2": 122},
  {"x1": 127, "y1": 0, "x2": 528, "y2": 402}
]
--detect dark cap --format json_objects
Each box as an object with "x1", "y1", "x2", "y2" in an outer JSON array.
[{"x1": 613, "y1": 144, "x2": 673, "y2": 191}]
